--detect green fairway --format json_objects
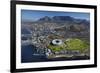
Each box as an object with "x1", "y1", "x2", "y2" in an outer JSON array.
[
  {"x1": 47, "y1": 42, "x2": 67, "y2": 52},
  {"x1": 47, "y1": 38, "x2": 89, "y2": 52},
  {"x1": 64, "y1": 38, "x2": 89, "y2": 52}
]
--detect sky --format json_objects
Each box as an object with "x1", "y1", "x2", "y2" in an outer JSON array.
[{"x1": 21, "y1": 9, "x2": 90, "y2": 22}]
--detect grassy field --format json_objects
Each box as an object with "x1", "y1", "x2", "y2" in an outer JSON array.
[{"x1": 47, "y1": 38, "x2": 89, "y2": 53}]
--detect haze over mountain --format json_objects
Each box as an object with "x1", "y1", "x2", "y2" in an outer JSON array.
[{"x1": 22, "y1": 16, "x2": 89, "y2": 24}]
